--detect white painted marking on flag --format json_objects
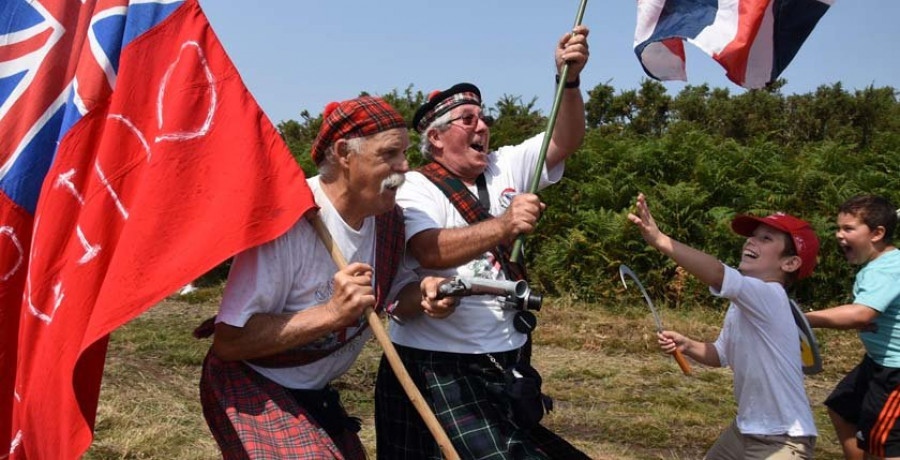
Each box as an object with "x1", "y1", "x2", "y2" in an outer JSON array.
[
  {"x1": 27, "y1": 278, "x2": 64, "y2": 324},
  {"x1": 8, "y1": 430, "x2": 22, "y2": 457},
  {"x1": 155, "y1": 41, "x2": 218, "y2": 143},
  {"x1": 76, "y1": 226, "x2": 101, "y2": 265},
  {"x1": 24, "y1": 217, "x2": 42, "y2": 322},
  {"x1": 52, "y1": 281, "x2": 64, "y2": 312},
  {"x1": 54, "y1": 169, "x2": 86, "y2": 205},
  {"x1": 0, "y1": 226, "x2": 24, "y2": 281},
  {"x1": 94, "y1": 161, "x2": 130, "y2": 220},
  {"x1": 690, "y1": 0, "x2": 740, "y2": 55},
  {"x1": 87, "y1": 6, "x2": 127, "y2": 90},
  {"x1": 109, "y1": 114, "x2": 152, "y2": 161}
]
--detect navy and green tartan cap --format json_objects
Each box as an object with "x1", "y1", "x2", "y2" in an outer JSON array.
[{"x1": 412, "y1": 83, "x2": 482, "y2": 133}]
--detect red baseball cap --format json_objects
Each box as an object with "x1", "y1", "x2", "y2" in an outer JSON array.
[{"x1": 731, "y1": 213, "x2": 820, "y2": 280}]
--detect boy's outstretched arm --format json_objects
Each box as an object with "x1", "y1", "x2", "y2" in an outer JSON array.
[
  {"x1": 805, "y1": 304, "x2": 879, "y2": 329},
  {"x1": 658, "y1": 331, "x2": 721, "y2": 367},
  {"x1": 628, "y1": 193, "x2": 725, "y2": 291}
]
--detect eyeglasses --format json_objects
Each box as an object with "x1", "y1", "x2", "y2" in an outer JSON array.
[{"x1": 447, "y1": 112, "x2": 494, "y2": 128}]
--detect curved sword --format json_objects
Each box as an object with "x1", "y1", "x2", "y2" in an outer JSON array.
[{"x1": 619, "y1": 264, "x2": 691, "y2": 375}]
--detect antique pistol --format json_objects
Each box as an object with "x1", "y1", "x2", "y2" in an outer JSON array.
[{"x1": 436, "y1": 276, "x2": 542, "y2": 311}]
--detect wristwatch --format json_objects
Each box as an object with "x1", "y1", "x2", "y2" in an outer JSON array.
[{"x1": 555, "y1": 74, "x2": 580, "y2": 89}]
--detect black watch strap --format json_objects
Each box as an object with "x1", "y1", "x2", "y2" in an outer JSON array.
[{"x1": 555, "y1": 74, "x2": 580, "y2": 89}]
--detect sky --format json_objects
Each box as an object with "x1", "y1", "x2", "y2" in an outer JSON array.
[{"x1": 197, "y1": 1, "x2": 900, "y2": 125}]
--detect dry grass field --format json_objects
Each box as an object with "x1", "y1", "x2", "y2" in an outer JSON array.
[{"x1": 85, "y1": 288, "x2": 864, "y2": 459}]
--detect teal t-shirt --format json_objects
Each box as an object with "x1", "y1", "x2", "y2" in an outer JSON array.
[{"x1": 855, "y1": 248, "x2": 900, "y2": 367}]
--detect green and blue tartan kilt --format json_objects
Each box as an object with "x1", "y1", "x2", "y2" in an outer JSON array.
[{"x1": 374, "y1": 345, "x2": 589, "y2": 459}]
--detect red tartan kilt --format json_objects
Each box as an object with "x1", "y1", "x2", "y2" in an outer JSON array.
[{"x1": 199, "y1": 352, "x2": 366, "y2": 459}]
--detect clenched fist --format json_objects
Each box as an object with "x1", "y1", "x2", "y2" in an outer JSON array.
[{"x1": 325, "y1": 262, "x2": 375, "y2": 327}]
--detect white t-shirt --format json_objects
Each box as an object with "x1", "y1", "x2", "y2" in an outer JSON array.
[
  {"x1": 216, "y1": 176, "x2": 415, "y2": 389},
  {"x1": 391, "y1": 133, "x2": 564, "y2": 353},
  {"x1": 711, "y1": 265, "x2": 817, "y2": 437}
]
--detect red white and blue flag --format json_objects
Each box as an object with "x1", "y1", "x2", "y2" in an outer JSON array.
[
  {"x1": 634, "y1": 0, "x2": 834, "y2": 89},
  {"x1": 0, "y1": 0, "x2": 315, "y2": 458}
]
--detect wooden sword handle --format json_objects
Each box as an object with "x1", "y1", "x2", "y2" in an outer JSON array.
[{"x1": 672, "y1": 349, "x2": 692, "y2": 375}]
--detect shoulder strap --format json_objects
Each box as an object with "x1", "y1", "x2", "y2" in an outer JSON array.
[
  {"x1": 790, "y1": 298, "x2": 823, "y2": 375},
  {"x1": 475, "y1": 173, "x2": 490, "y2": 209},
  {"x1": 373, "y1": 205, "x2": 405, "y2": 313},
  {"x1": 417, "y1": 162, "x2": 525, "y2": 281}
]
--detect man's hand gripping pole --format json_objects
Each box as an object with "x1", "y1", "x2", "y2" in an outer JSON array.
[
  {"x1": 309, "y1": 212, "x2": 461, "y2": 460},
  {"x1": 509, "y1": 0, "x2": 589, "y2": 264}
]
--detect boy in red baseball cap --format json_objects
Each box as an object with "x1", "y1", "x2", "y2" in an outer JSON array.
[{"x1": 629, "y1": 193, "x2": 819, "y2": 459}]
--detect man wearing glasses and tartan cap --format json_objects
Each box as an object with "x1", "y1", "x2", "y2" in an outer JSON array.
[{"x1": 375, "y1": 26, "x2": 591, "y2": 459}]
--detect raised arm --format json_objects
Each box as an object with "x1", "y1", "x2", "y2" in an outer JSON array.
[
  {"x1": 628, "y1": 193, "x2": 725, "y2": 291},
  {"x1": 546, "y1": 25, "x2": 589, "y2": 170}
]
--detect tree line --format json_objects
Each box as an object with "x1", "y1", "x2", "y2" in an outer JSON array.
[{"x1": 278, "y1": 80, "x2": 900, "y2": 308}]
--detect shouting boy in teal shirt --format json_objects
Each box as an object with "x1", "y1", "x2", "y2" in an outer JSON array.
[{"x1": 807, "y1": 194, "x2": 900, "y2": 460}]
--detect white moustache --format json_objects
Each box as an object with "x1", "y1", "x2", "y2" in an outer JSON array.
[{"x1": 380, "y1": 173, "x2": 405, "y2": 193}]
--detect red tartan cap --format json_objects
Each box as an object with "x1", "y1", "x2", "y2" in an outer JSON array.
[
  {"x1": 731, "y1": 213, "x2": 820, "y2": 280},
  {"x1": 310, "y1": 96, "x2": 406, "y2": 164}
]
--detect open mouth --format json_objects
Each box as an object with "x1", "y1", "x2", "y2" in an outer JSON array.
[
  {"x1": 742, "y1": 249, "x2": 759, "y2": 259},
  {"x1": 470, "y1": 143, "x2": 485, "y2": 153}
]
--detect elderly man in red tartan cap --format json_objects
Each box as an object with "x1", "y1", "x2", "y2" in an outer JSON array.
[
  {"x1": 374, "y1": 27, "x2": 592, "y2": 459},
  {"x1": 198, "y1": 96, "x2": 456, "y2": 459}
]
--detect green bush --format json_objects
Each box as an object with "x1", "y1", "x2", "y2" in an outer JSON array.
[
  {"x1": 529, "y1": 83, "x2": 898, "y2": 309},
  {"x1": 277, "y1": 82, "x2": 899, "y2": 309}
]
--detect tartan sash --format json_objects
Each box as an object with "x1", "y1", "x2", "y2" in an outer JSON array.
[
  {"x1": 417, "y1": 161, "x2": 526, "y2": 281},
  {"x1": 194, "y1": 205, "x2": 405, "y2": 368}
]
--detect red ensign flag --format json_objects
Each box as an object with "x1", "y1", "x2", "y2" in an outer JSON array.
[{"x1": 3, "y1": 1, "x2": 315, "y2": 457}]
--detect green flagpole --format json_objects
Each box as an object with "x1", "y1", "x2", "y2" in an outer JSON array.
[{"x1": 510, "y1": 0, "x2": 589, "y2": 264}]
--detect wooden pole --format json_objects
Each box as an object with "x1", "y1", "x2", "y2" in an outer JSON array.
[
  {"x1": 309, "y1": 213, "x2": 460, "y2": 460},
  {"x1": 510, "y1": 0, "x2": 589, "y2": 263}
]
